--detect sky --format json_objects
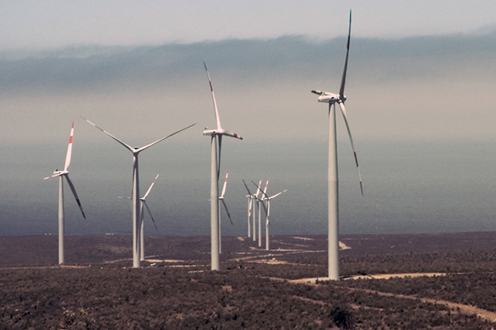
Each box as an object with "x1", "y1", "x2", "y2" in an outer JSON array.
[
  {"x1": 1, "y1": 1, "x2": 496, "y2": 49},
  {"x1": 1, "y1": 1, "x2": 496, "y2": 236}
]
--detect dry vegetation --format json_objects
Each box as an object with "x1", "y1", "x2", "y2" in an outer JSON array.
[{"x1": 1, "y1": 233, "x2": 496, "y2": 329}]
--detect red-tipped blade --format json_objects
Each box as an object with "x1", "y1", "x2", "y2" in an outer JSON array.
[
  {"x1": 252, "y1": 180, "x2": 262, "y2": 200},
  {"x1": 269, "y1": 189, "x2": 287, "y2": 200},
  {"x1": 80, "y1": 116, "x2": 134, "y2": 152},
  {"x1": 143, "y1": 174, "x2": 160, "y2": 199},
  {"x1": 64, "y1": 122, "x2": 75, "y2": 171}
]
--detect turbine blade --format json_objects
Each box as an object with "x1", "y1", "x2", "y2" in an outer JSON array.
[
  {"x1": 138, "y1": 123, "x2": 196, "y2": 152},
  {"x1": 242, "y1": 179, "x2": 252, "y2": 195},
  {"x1": 221, "y1": 130, "x2": 243, "y2": 140},
  {"x1": 64, "y1": 122, "x2": 75, "y2": 171},
  {"x1": 220, "y1": 171, "x2": 228, "y2": 198},
  {"x1": 144, "y1": 202, "x2": 159, "y2": 232},
  {"x1": 64, "y1": 175, "x2": 86, "y2": 219},
  {"x1": 44, "y1": 173, "x2": 62, "y2": 180},
  {"x1": 269, "y1": 189, "x2": 288, "y2": 199},
  {"x1": 339, "y1": 10, "x2": 352, "y2": 100},
  {"x1": 338, "y1": 101, "x2": 363, "y2": 195},
  {"x1": 263, "y1": 180, "x2": 269, "y2": 199},
  {"x1": 221, "y1": 199, "x2": 233, "y2": 225},
  {"x1": 143, "y1": 174, "x2": 160, "y2": 199},
  {"x1": 252, "y1": 180, "x2": 266, "y2": 200},
  {"x1": 204, "y1": 62, "x2": 222, "y2": 130},
  {"x1": 80, "y1": 116, "x2": 134, "y2": 152},
  {"x1": 260, "y1": 200, "x2": 268, "y2": 216}
]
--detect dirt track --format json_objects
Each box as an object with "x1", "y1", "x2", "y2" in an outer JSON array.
[
  {"x1": 347, "y1": 287, "x2": 496, "y2": 323},
  {"x1": 272, "y1": 275, "x2": 496, "y2": 323}
]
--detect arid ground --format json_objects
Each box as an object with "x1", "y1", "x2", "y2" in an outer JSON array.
[{"x1": 2, "y1": 232, "x2": 496, "y2": 329}]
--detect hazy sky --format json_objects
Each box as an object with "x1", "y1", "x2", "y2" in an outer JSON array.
[
  {"x1": 1, "y1": 0, "x2": 495, "y2": 145},
  {"x1": 1, "y1": 1, "x2": 496, "y2": 236},
  {"x1": 1, "y1": 0, "x2": 496, "y2": 50}
]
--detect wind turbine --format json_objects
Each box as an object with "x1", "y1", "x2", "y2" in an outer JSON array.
[
  {"x1": 81, "y1": 116, "x2": 195, "y2": 268},
  {"x1": 259, "y1": 187, "x2": 287, "y2": 251},
  {"x1": 44, "y1": 122, "x2": 86, "y2": 265},
  {"x1": 202, "y1": 62, "x2": 243, "y2": 271},
  {"x1": 311, "y1": 10, "x2": 363, "y2": 280},
  {"x1": 218, "y1": 171, "x2": 233, "y2": 254},
  {"x1": 244, "y1": 179, "x2": 260, "y2": 238},
  {"x1": 139, "y1": 173, "x2": 160, "y2": 261}
]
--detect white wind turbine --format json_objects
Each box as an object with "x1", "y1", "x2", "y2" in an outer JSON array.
[
  {"x1": 244, "y1": 179, "x2": 260, "y2": 238},
  {"x1": 202, "y1": 62, "x2": 243, "y2": 271},
  {"x1": 81, "y1": 116, "x2": 195, "y2": 268},
  {"x1": 259, "y1": 187, "x2": 287, "y2": 251},
  {"x1": 218, "y1": 171, "x2": 233, "y2": 254},
  {"x1": 44, "y1": 122, "x2": 86, "y2": 265},
  {"x1": 311, "y1": 10, "x2": 363, "y2": 280},
  {"x1": 139, "y1": 173, "x2": 160, "y2": 261}
]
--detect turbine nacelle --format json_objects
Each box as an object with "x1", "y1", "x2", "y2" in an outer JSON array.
[
  {"x1": 44, "y1": 169, "x2": 68, "y2": 180},
  {"x1": 203, "y1": 128, "x2": 243, "y2": 140},
  {"x1": 311, "y1": 90, "x2": 346, "y2": 104}
]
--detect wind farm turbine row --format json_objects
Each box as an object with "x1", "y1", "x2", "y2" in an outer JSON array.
[
  {"x1": 242, "y1": 179, "x2": 287, "y2": 251},
  {"x1": 43, "y1": 64, "x2": 285, "y2": 270},
  {"x1": 46, "y1": 119, "x2": 196, "y2": 267},
  {"x1": 44, "y1": 10, "x2": 361, "y2": 280}
]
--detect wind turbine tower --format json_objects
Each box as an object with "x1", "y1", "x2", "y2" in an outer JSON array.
[
  {"x1": 259, "y1": 186, "x2": 287, "y2": 251},
  {"x1": 311, "y1": 11, "x2": 363, "y2": 280},
  {"x1": 253, "y1": 180, "x2": 261, "y2": 242},
  {"x1": 246, "y1": 194, "x2": 252, "y2": 237},
  {"x1": 203, "y1": 62, "x2": 243, "y2": 271},
  {"x1": 257, "y1": 180, "x2": 269, "y2": 247}
]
